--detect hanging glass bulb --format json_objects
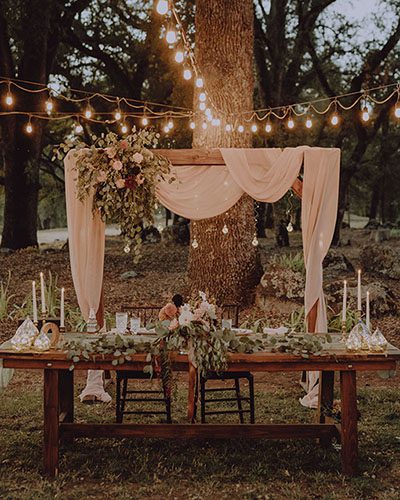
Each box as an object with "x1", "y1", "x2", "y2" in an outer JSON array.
[
  {"x1": 163, "y1": 125, "x2": 170, "y2": 133},
  {"x1": 25, "y1": 120, "x2": 33, "y2": 134},
  {"x1": 121, "y1": 123, "x2": 128, "y2": 134},
  {"x1": 211, "y1": 118, "x2": 220, "y2": 126},
  {"x1": 5, "y1": 92, "x2": 13, "y2": 106},
  {"x1": 191, "y1": 238, "x2": 199, "y2": 249},
  {"x1": 124, "y1": 244, "x2": 131, "y2": 254},
  {"x1": 286, "y1": 221, "x2": 293, "y2": 232},
  {"x1": 183, "y1": 68, "x2": 192, "y2": 80},
  {"x1": 175, "y1": 50, "x2": 184, "y2": 63},
  {"x1": 167, "y1": 119, "x2": 174, "y2": 129},
  {"x1": 225, "y1": 124, "x2": 232, "y2": 132},
  {"x1": 251, "y1": 123, "x2": 258, "y2": 133},
  {"x1": 141, "y1": 116, "x2": 149, "y2": 126},
  {"x1": 222, "y1": 224, "x2": 228, "y2": 234},
  {"x1": 237, "y1": 124, "x2": 244, "y2": 133},
  {"x1": 156, "y1": 0, "x2": 169, "y2": 15},
  {"x1": 166, "y1": 29, "x2": 177, "y2": 44},
  {"x1": 45, "y1": 99, "x2": 53, "y2": 113},
  {"x1": 114, "y1": 109, "x2": 122, "y2": 121},
  {"x1": 84, "y1": 106, "x2": 92, "y2": 119},
  {"x1": 394, "y1": 105, "x2": 400, "y2": 118},
  {"x1": 330, "y1": 113, "x2": 339, "y2": 126},
  {"x1": 196, "y1": 77, "x2": 204, "y2": 88},
  {"x1": 287, "y1": 118, "x2": 295, "y2": 129},
  {"x1": 189, "y1": 121, "x2": 196, "y2": 130},
  {"x1": 75, "y1": 123, "x2": 83, "y2": 134},
  {"x1": 252, "y1": 235, "x2": 259, "y2": 247},
  {"x1": 265, "y1": 122, "x2": 272, "y2": 133},
  {"x1": 199, "y1": 92, "x2": 206, "y2": 102},
  {"x1": 305, "y1": 117, "x2": 312, "y2": 129},
  {"x1": 361, "y1": 107, "x2": 370, "y2": 122},
  {"x1": 201, "y1": 121, "x2": 208, "y2": 130},
  {"x1": 199, "y1": 102, "x2": 206, "y2": 111}
]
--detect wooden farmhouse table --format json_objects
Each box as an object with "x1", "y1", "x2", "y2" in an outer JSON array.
[{"x1": 1, "y1": 341, "x2": 399, "y2": 478}]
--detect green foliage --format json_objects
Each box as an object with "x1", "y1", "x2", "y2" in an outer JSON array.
[
  {"x1": 0, "y1": 272, "x2": 14, "y2": 320},
  {"x1": 270, "y1": 252, "x2": 305, "y2": 274},
  {"x1": 328, "y1": 308, "x2": 359, "y2": 333}
]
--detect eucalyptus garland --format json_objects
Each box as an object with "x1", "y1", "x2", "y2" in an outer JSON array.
[{"x1": 56, "y1": 129, "x2": 173, "y2": 262}]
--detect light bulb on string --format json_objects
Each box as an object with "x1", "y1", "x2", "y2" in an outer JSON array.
[
  {"x1": 156, "y1": 0, "x2": 169, "y2": 15},
  {"x1": 74, "y1": 121, "x2": 83, "y2": 134},
  {"x1": 201, "y1": 121, "x2": 208, "y2": 130},
  {"x1": 222, "y1": 224, "x2": 229, "y2": 235},
  {"x1": 199, "y1": 102, "x2": 206, "y2": 111},
  {"x1": 189, "y1": 121, "x2": 196, "y2": 130},
  {"x1": 287, "y1": 117, "x2": 295, "y2": 129},
  {"x1": 163, "y1": 124, "x2": 170, "y2": 134},
  {"x1": 25, "y1": 117, "x2": 33, "y2": 134},
  {"x1": 205, "y1": 108, "x2": 212, "y2": 117},
  {"x1": 206, "y1": 113, "x2": 213, "y2": 122},
  {"x1": 361, "y1": 106, "x2": 370, "y2": 122},
  {"x1": 84, "y1": 105, "x2": 93, "y2": 119},
  {"x1": 211, "y1": 118, "x2": 220, "y2": 127},
  {"x1": 251, "y1": 123, "x2": 258, "y2": 133},
  {"x1": 265, "y1": 121, "x2": 272, "y2": 133},
  {"x1": 191, "y1": 237, "x2": 199, "y2": 249},
  {"x1": 121, "y1": 123, "x2": 128, "y2": 134},
  {"x1": 175, "y1": 50, "x2": 184, "y2": 63},
  {"x1": 183, "y1": 68, "x2": 192, "y2": 80},
  {"x1": 394, "y1": 104, "x2": 400, "y2": 119},
  {"x1": 305, "y1": 116, "x2": 313, "y2": 129},
  {"x1": 196, "y1": 77, "x2": 204, "y2": 88},
  {"x1": 199, "y1": 92, "x2": 206, "y2": 102},
  {"x1": 166, "y1": 29, "x2": 177, "y2": 44},
  {"x1": 167, "y1": 118, "x2": 174, "y2": 129},
  {"x1": 45, "y1": 98, "x2": 53, "y2": 114},
  {"x1": 5, "y1": 85, "x2": 14, "y2": 106},
  {"x1": 141, "y1": 116, "x2": 149, "y2": 126},
  {"x1": 330, "y1": 113, "x2": 339, "y2": 126},
  {"x1": 114, "y1": 108, "x2": 122, "y2": 121},
  {"x1": 252, "y1": 234, "x2": 259, "y2": 247},
  {"x1": 237, "y1": 124, "x2": 244, "y2": 133},
  {"x1": 225, "y1": 124, "x2": 232, "y2": 132}
]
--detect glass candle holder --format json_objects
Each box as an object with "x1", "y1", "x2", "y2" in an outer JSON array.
[{"x1": 115, "y1": 312, "x2": 128, "y2": 334}]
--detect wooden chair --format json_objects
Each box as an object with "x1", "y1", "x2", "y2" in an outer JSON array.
[
  {"x1": 115, "y1": 305, "x2": 172, "y2": 424},
  {"x1": 199, "y1": 304, "x2": 256, "y2": 424}
]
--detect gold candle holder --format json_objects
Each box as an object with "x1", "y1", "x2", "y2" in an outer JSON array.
[{"x1": 341, "y1": 320, "x2": 347, "y2": 343}]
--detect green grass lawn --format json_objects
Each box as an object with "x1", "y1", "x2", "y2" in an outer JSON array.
[{"x1": 0, "y1": 370, "x2": 399, "y2": 499}]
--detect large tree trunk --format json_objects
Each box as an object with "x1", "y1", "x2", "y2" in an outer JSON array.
[
  {"x1": 0, "y1": 0, "x2": 52, "y2": 249},
  {"x1": 188, "y1": 0, "x2": 262, "y2": 305}
]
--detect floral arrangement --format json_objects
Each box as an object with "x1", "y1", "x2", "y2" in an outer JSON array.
[{"x1": 57, "y1": 129, "x2": 173, "y2": 262}]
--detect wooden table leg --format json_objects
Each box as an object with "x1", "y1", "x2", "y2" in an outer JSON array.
[
  {"x1": 340, "y1": 370, "x2": 358, "y2": 476},
  {"x1": 44, "y1": 369, "x2": 60, "y2": 477},
  {"x1": 59, "y1": 369, "x2": 74, "y2": 445},
  {"x1": 318, "y1": 370, "x2": 335, "y2": 447}
]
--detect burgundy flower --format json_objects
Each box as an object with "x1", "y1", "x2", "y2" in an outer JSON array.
[{"x1": 125, "y1": 175, "x2": 138, "y2": 191}]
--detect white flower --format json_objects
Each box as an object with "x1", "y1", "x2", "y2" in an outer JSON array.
[
  {"x1": 178, "y1": 305, "x2": 194, "y2": 326},
  {"x1": 199, "y1": 291, "x2": 207, "y2": 302},
  {"x1": 132, "y1": 152, "x2": 144, "y2": 163}
]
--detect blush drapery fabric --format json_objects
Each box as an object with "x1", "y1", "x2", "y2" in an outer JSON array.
[{"x1": 65, "y1": 146, "x2": 340, "y2": 407}]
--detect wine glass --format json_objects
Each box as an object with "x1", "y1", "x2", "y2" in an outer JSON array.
[
  {"x1": 130, "y1": 316, "x2": 141, "y2": 334},
  {"x1": 222, "y1": 318, "x2": 233, "y2": 330}
]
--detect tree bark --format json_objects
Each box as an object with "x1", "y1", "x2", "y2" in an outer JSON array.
[{"x1": 188, "y1": 0, "x2": 262, "y2": 305}]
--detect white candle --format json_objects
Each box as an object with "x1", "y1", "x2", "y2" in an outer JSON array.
[
  {"x1": 40, "y1": 272, "x2": 46, "y2": 314},
  {"x1": 366, "y1": 291, "x2": 370, "y2": 332},
  {"x1": 32, "y1": 281, "x2": 38, "y2": 323},
  {"x1": 342, "y1": 280, "x2": 347, "y2": 322},
  {"x1": 60, "y1": 287, "x2": 65, "y2": 328},
  {"x1": 357, "y1": 269, "x2": 362, "y2": 311}
]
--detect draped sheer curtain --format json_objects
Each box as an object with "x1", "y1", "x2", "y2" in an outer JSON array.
[{"x1": 64, "y1": 146, "x2": 340, "y2": 406}]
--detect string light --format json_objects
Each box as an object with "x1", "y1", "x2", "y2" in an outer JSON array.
[
  {"x1": 362, "y1": 106, "x2": 370, "y2": 122},
  {"x1": 156, "y1": 0, "x2": 169, "y2": 15},
  {"x1": 330, "y1": 113, "x2": 339, "y2": 126},
  {"x1": 175, "y1": 50, "x2": 184, "y2": 63},
  {"x1": 114, "y1": 108, "x2": 122, "y2": 121},
  {"x1": 394, "y1": 104, "x2": 400, "y2": 118},
  {"x1": 166, "y1": 29, "x2": 177, "y2": 44},
  {"x1": 305, "y1": 116, "x2": 313, "y2": 129},
  {"x1": 265, "y1": 121, "x2": 272, "y2": 133},
  {"x1": 141, "y1": 116, "x2": 149, "y2": 126},
  {"x1": 5, "y1": 83, "x2": 13, "y2": 106},
  {"x1": 201, "y1": 121, "x2": 207, "y2": 130},
  {"x1": 183, "y1": 68, "x2": 192, "y2": 80},
  {"x1": 84, "y1": 105, "x2": 93, "y2": 119},
  {"x1": 225, "y1": 124, "x2": 232, "y2": 132},
  {"x1": 163, "y1": 124, "x2": 170, "y2": 133},
  {"x1": 25, "y1": 117, "x2": 33, "y2": 134},
  {"x1": 121, "y1": 123, "x2": 128, "y2": 134},
  {"x1": 238, "y1": 124, "x2": 244, "y2": 133},
  {"x1": 45, "y1": 98, "x2": 53, "y2": 114},
  {"x1": 74, "y1": 122, "x2": 83, "y2": 134},
  {"x1": 211, "y1": 118, "x2": 220, "y2": 126},
  {"x1": 189, "y1": 121, "x2": 195, "y2": 129},
  {"x1": 251, "y1": 123, "x2": 258, "y2": 133},
  {"x1": 167, "y1": 118, "x2": 174, "y2": 129},
  {"x1": 199, "y1": 92, "x2": 206, "y2": 102},
  {"x1": 287, "y1": 117, "x2": 295, "y2": 129},
  {"x1": 199, "y1": 102, "x2": 206, "y2": 111},
  {"x1": 195, "y1": 78, "x2": 204, "y2": 88}
]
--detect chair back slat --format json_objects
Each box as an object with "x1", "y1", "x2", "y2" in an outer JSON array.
[{"x1": 121, "y1": 305, "x2": 160, "y2": 325}]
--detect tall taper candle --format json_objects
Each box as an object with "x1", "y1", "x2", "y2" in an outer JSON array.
[
  {"x1": 32, "y1": 281, "x2": 38, "y2": 323},
  {"x1": 357, "y1": 269, "x2": 362, "y2": 311},
  {"x1": 40, "y1": 272, "x2": 46, "y2": 314},
  {"x1": 60, "y1": 287, "x2": 65, "y2": 328},
  {"x1": 366, "y1": 291, "x2": 370, "y2": 332},
  {"x1": 342, "y1": 280, "x2": 347, "y2": 323}
]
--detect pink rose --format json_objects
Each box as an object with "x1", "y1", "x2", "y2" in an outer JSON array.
[
  {"x1": 159, "y1": 303, "x2": 178, "y2": 321},
  {"x1": 112, "y1": 160, "x2": 123, "y2": 171},
  {"x1": 119, "y1": 140, "x2": 128, "y2": 149},
  {"x1": 193, "y1": 308, "x2": 205, "y2": 321},
  {"x1": 115, "y1": 178, "x2": 125, "y2": 189},
  {"x1": 136, "y1": 173, "x2": 145, "y2": 185},
  {"x1": 96, "y1": 171, "x2": 107, "y2": 183},
  {"x1": 132, "y1": 152, "x2": 143, "y2": 163},
  {"x1": 105, "y1": 147, "x2": 117, "y2": 158}
]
